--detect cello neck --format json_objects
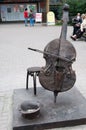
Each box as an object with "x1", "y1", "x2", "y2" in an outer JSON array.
[{"x1": 60, "y1": 4, "x2": 69, "y2": 41}]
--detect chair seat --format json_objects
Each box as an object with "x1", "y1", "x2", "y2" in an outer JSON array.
[{"x1": 27, "y1": 67, "x2": 41, "y2": 73}]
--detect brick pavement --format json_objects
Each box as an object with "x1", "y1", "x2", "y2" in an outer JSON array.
[
  {"x1": 0, "y1": 23, "x2": 86, "y2": 130},
  {"x1": 0, "y1": 90, "x2": 12, "y2": 130}
]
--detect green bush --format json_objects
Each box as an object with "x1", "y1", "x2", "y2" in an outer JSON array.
[
  {"x1": 55, "y1": 0, "x2": 86, "y2": 24},
  {"x1": 65, "y1": 0, "x2": 86, "y2": 20},
  {"x1": 50, "y1": 0, "x2": 86, "y2": 25},
  {"x1": 55, "y1": 20, "x2": 62, "y2": 25}
]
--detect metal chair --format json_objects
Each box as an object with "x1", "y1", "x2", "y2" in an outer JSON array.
[{"x1": 26, "y1": 67, "x2": 41, "y2": 95}]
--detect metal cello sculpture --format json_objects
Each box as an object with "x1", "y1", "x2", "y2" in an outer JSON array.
[{"x1": 28, "y1": 4, "x2": 76, "y2": 103}]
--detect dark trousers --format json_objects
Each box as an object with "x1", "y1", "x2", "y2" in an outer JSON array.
[
  {"x1": 73, "y1": 25, "x2": 80, "y2": 35},
  {"x1": 76, "y1": 29, "x2": 85, "y2": 38}
]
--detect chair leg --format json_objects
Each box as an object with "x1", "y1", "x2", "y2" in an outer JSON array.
[
  {"x1": 26, "y1": 72, "x2": 29, "y2": 90},
  {"x1": 33, "y1": 73, "x2": 37, "y2": 95}
]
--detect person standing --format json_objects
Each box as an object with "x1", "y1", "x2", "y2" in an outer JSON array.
[
  {"x1": 24, "y1": 8, "x2": 28, "y2": 26},
  {"x1": 29, "y1": 10, "x2": 35, "y2": 26}
]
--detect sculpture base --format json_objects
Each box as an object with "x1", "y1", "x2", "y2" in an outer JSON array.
[{"x1": 13, "y1": 87, "x2": 86, "y2": 130}]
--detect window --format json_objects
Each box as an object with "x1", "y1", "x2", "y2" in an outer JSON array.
[{"x1": 7, "y1": 7, "x2": 11, "y2": 13}]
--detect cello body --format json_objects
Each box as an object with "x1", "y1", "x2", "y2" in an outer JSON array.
[{"x1": 39, "y1": 38, "x2": 76, "y2": 92}]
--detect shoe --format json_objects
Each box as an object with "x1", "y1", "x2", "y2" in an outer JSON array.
[{"x1": 71, "y1": 36, "x2": 76, "y2": 41}]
